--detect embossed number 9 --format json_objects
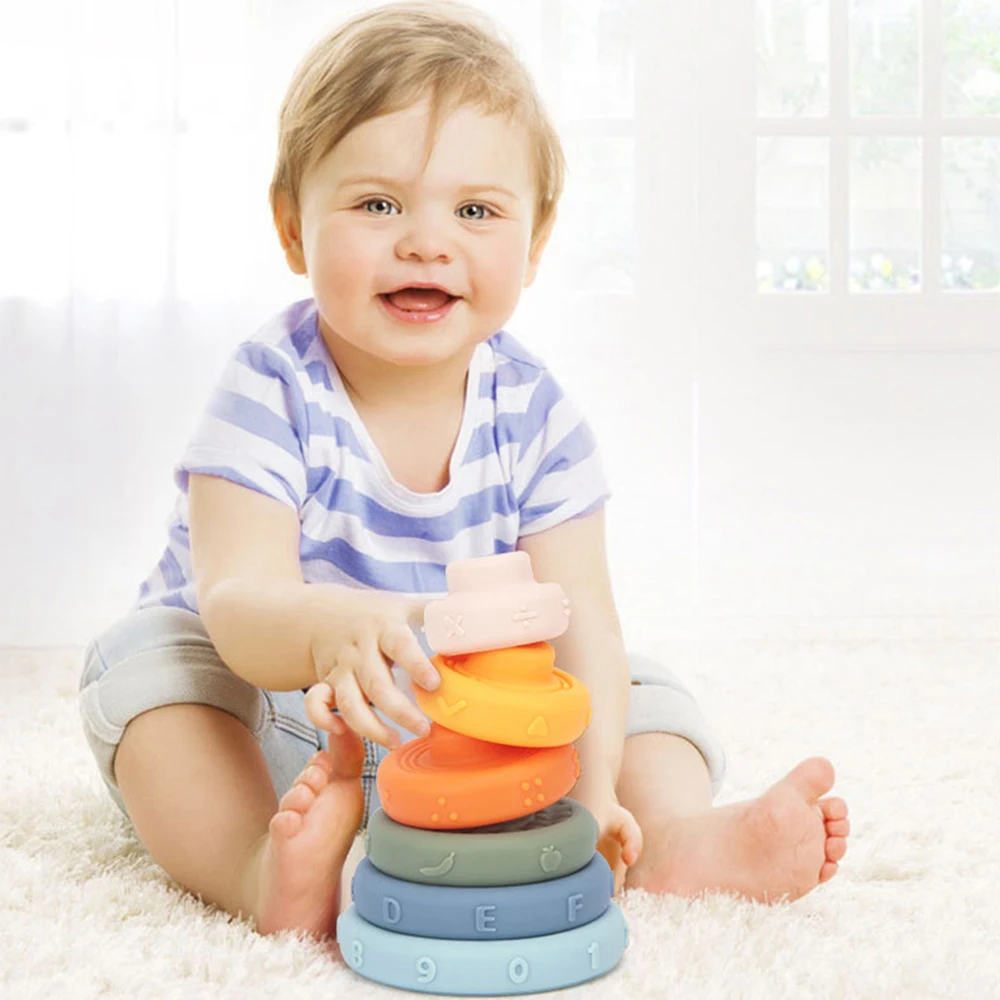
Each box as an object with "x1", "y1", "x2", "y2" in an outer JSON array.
[{"x1": 416, "y1": 956, "x2": 437, "y2": 983}]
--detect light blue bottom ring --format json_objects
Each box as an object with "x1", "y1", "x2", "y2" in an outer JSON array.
[{"x1": 337, "y1": 901, "x2": 628, "y2": 996}]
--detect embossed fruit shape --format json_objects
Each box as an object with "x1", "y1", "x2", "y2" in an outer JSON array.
[
  {"x1": 418, "y1": 852, "x2": 456, "y2": 878},
  {"x1": 539, "y1": 845, "x2": 563, "y2": 874}
]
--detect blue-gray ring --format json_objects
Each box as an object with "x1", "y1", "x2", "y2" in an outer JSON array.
[{"x1": 351, "y1": 853, "x2": 613, "y2": 940}]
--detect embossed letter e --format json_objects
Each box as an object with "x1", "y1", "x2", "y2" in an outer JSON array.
[{"x1": 476, "y1": 904, "x2": 498, "y2": 933}]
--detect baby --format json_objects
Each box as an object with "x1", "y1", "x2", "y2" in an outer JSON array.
[{"x1": 78, "y1": 0, "x2": 849, "y2": 941}]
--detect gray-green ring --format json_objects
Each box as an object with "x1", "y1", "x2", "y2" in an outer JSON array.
[{"x1": 364, "y1": 797, "x2": 598, "y2": 887}]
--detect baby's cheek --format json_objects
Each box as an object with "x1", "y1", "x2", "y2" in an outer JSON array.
[
  {"x1": 311, "y1": 234, "x2": 372, "y2": 303},
  {"x1": 469, "y1": 232, "x2": 520, "y2": 285},
  {"x1": 475, "y1": 253, "x2": 528, "y2": 315},
  {"x1": 308, "y1": 214, "x2": 364, "y2": 273}
]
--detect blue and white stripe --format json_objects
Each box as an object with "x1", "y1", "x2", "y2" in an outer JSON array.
[{"x1": 135, "y1": 298, "x2": 610, "y2": 613}]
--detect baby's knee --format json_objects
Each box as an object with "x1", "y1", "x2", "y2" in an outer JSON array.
[
  {"x1": 116, "y1": 701, "x2": 257, "y2": 782},
  {"x1": 79, "y1": 606, "x2": 268, "y2": 812},
  {"x1": 625, "y1": 651, "x2": 728, "y2": 797}
]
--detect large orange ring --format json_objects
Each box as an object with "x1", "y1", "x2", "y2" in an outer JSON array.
[
  {"x1": 415, "y1": 642, "x2": 591, "y2": 748},
  {"x1": 377, "y1": 723, "x2": 581, "y2": 829}
]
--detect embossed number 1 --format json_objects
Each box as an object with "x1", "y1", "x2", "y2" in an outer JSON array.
[{"x1": 587, "y1": 942, "x2": 600, "y2": 970}]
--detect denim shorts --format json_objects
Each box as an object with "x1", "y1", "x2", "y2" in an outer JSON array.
[{"x1": 78, "y1": 606, "x2": 726, "y2": 835}]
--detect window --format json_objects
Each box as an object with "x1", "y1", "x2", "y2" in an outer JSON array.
[{"x1": 756, "y1": 0, "x2": 1000, "y2": 299}]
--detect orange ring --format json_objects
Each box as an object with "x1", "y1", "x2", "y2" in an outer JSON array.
[
  {"x1": 415, "y1": 643, "x2": 591, "y2": 747},
  {"x1": 377, "y1": 723, "x2": 581, "y2": 829}
]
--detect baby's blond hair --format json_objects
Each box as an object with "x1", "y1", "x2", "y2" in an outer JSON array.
[{"x1": 268, "y1": 0, "x2": 565, "y2": 257}]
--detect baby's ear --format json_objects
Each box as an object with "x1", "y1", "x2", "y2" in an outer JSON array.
[
  {"x1": 273, "y1": 192, "x2": 308, "y2": 276},
  {"x1": 524, "y1": 210, "x2": 556, "y2": 288}
]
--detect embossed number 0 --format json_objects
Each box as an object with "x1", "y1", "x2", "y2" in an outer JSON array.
[
  {"x1": 416, "y1": 956, "x2": 437, "y2": 983},
  {"x1": 508, "y1": 957, "x2": 529, "y2": 984}
]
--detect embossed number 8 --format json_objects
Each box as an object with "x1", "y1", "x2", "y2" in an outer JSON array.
[
  {"x1": 350, "y1": 940, "x2": 364, "y2": 968},
  {"x1": 416, "y1": 956, "x2": 437, "y2": 983}
]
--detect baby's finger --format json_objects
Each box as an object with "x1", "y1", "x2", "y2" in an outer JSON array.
[
  {"x1": 622, "y1": 811, "x2": 644, "y2": 867},
  {"x1": 335, "y1": 672, "x2": 400, "y2": 750},
  {"x1": 611, "y1": 858, "x2": 627, "y2": 897},
  {"x1": 359, "y1": 637, "x2": 432, "y2": 737},
  {"x1": 304, "y1": 682, "x2": 344, "y2": 734},
  {"x1": 378, "y1": 622, "x2": 440, "y2": 692}
]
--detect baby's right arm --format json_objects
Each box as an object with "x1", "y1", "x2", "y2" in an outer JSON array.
[{"x1": 189, "y1": 473, "x2": 438, "y2": 745}]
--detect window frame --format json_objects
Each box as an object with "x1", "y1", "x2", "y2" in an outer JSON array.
[{"x1": 700, "y1": 0, "x2": 1000, "y2": 353}]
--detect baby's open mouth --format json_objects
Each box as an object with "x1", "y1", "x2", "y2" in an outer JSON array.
[{"x1": 381, "y1": 288, "x2": 458, "y2": 312}]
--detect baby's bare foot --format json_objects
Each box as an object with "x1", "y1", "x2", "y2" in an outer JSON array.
[
  {"x1": 244, "y1": 729, "x2": 366, "y2": 938},
  {"x1": 626, "y1": 757, "x2": 850, "y2": 904}
]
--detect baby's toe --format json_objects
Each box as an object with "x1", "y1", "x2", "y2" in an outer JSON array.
[
  {"x1": 326, "y1": 728, "x2": 366, "y2": 780},
  {"x1": 307, "y1": 750, "x2": 334, "y2": 775},
  {"x1": 279, "y1": 782, "x2": 316, "y2": 815},
  {"x1": 826, "y1": 817, "x2": 850, "y2": 837},
  {"x1": 826, "y1": 835, "x2": 848, "y2": 863},
  {"x1": 818, "y1": 861, "x2": 839, "y2": 884},
  {"x1": 270, "y1": 808, "x2": 304, "y2": 839},
  {"x1": 294, "y1": 764, "x2": 330, "y2": 794},
  {"x1": 820, "y1": 796, "x2": 848, "y2": 821}
]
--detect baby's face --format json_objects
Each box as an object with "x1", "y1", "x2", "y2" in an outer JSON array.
[{"x1": 278, "y1": 97, "x2": 548, "y2": 370}]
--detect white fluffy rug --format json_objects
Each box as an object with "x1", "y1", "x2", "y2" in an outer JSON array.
[{"x1": 2, "y1": 638, "x2": 998, "y2": 1000}]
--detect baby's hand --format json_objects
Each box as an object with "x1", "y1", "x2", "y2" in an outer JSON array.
[
  {"x1": 304, "y1": 589, "x2": 440, "y2": 750},
  {"x1": 576, "y1": 789, "x2": 643, "y2": 895}
]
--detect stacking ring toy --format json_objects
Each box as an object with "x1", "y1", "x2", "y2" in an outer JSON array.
[
  {"x1": 377, "y1": 723, "x2": 580, "y2": 829},
  {"x1": 364, "y1": 798, "x2": 598, "y2": 887},
  {"x1": 416, "y1": 643, "x2": 591, "y2": 748},
  {"x1": 338, "y1": 900, "x2": 628, "y2": 996},
  {"x1": 351, "y1": 853, "x2": 613, "y2": 940},
  {"x1": 423, "y1": 551, "x2": 571, "y2": 655}
]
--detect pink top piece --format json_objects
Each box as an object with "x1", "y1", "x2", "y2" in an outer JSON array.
[{"x1": 423, "y1": 552, "x2": 571, "y2": 655}]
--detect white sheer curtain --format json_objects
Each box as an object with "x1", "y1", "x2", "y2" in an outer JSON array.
[{"x1": 0, "y1": 0, "x2": 645, "y2": 645}]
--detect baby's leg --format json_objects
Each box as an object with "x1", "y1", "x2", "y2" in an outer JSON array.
[
  {"x1": 114, "y1": 701, "x2": 363, "y2": 936},
  {"x1": 78, "y1": 606, "x2": 366, "y2": 939}
]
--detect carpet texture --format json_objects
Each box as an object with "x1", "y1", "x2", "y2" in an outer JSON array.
[{"x1": 1, "y1": 638, "x2": 997, "y2": 999}]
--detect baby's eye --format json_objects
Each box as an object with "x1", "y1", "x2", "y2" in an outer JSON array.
[
  {"x1": 361, "y1": 198, "x2": 397, "y2": 216},
  {"x1": 458, "y1": 203, "x2": 493, "y2": 221}
]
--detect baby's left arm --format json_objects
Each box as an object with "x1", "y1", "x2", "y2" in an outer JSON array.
[
  {"x1": 517, "y1": 506, "x2": 642, "y2": 881},
  {"x1": 516, "y1": 504, "x2": 630, "y2": 802}
]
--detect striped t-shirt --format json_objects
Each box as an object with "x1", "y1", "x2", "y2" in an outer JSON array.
[{"x1": 135, "y1": 297, "x2": 611, "y2": 614}]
